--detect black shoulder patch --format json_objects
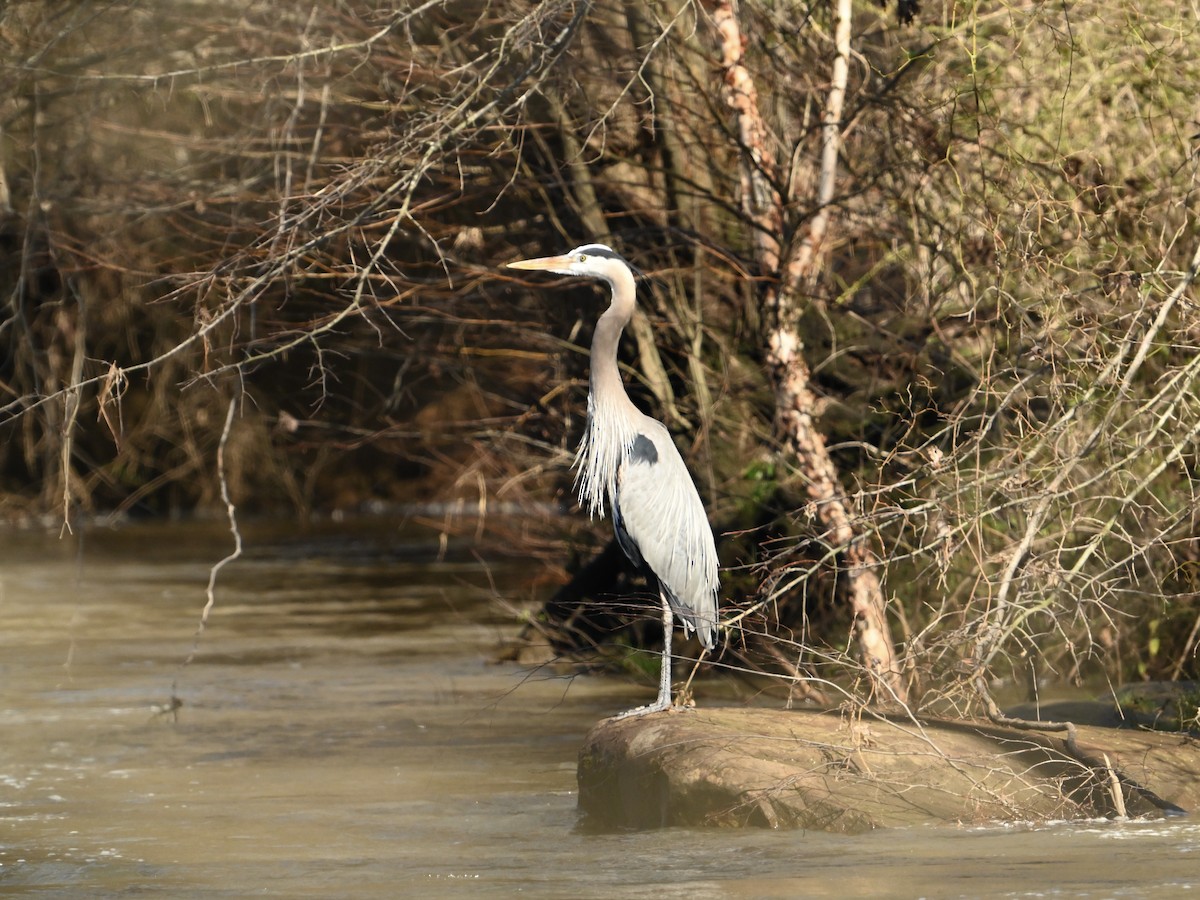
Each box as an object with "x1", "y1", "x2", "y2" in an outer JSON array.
[{"x1": 628, "y1": 433, "x2": 658, "y2": 465}]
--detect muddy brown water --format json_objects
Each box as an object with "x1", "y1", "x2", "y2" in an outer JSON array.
[{"x1": 1, "y1": 520, "x2": 1197, "y2": 898}]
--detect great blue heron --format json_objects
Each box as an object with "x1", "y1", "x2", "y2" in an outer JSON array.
[{"x1": 507, "y1": 243, "x2": 719, "y2": 717}]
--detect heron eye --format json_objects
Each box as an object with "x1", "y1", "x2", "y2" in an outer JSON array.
[{"x1": 576, "y1": 254, "x2": 587, "y2": 263}]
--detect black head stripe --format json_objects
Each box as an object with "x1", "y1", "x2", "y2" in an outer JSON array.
[
  {"x1": 569, "y1": 243, "x2": 643, "y2": 277},
  {"x1": 571, "y1": 243, "x2": 622, "y2": 260}
]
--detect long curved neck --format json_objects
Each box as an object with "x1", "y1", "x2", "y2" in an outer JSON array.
[
  {"x1": 590, "y1": 265, "x2": 638, "y2": 412},
  {"x1": 574, "y1": 264, "x2": 641, "y2": 518}
]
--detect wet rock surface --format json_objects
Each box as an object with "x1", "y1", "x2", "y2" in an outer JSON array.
[{"x1": 577, "y1": 707, "x2": 1200, "y2": 831}]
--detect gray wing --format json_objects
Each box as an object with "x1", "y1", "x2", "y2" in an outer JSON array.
[{"x1": 613, "y1": 420, "x2": 719, "y2": 648}]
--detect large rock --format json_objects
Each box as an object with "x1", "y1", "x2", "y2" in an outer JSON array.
[{"x1": 577, "y1": 708, "x2": 1199, "y2": 831}]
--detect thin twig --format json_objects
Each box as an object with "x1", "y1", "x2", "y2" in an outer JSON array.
[{"x1": 169, "y1": 397, "x2": 243, "y2": 711}]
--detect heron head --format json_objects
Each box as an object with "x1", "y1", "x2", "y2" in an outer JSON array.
[{"x1": 506, "y1": 243, "x2": 636, "y2": 281}]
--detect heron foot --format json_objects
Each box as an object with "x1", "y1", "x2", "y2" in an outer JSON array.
[
  {"x1": 611, "y1": 698, "x2": 694, "y2": 720},
  {"x1": 611, "y1": 702, "x2": 669, "y2": 720}
]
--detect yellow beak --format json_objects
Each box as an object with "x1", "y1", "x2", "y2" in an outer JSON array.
[{"x1": 506, "y1": 255, "x2": 574, "y2": 271}]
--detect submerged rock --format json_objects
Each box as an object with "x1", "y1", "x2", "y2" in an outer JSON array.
[
  {"x1": 1005, "y1": 685, "x2": 1200, "y2": 734},
  {"x1": 1114, "y1": 682, "x2": 1200, "y2": 733},
  {"x1": 577, "y1": 708, "x2": 1199, "y2": 831}
]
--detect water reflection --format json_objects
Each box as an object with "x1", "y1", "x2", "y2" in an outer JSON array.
[{"x1": 0, "y1": 520, "x2": 1196, "y2": 898}]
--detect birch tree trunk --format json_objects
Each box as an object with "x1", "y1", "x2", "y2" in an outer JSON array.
[{"x1": 713, "y1": 0, "x2": 906, "y2": 704}]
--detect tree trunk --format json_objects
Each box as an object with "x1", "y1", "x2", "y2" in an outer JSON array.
[{"x1": 712, "y1": 0, "x2": 906, "y2": 704}]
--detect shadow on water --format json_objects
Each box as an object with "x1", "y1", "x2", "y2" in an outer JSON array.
[{"x1": 1, "y1": 518, "x2": 1198, "y2": 898}]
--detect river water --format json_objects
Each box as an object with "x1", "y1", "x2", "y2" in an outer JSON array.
[{"x1": 1, "y1": 519, "x2": 1197, "y2": 898}]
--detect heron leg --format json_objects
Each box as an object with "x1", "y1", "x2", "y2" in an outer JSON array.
[
  {"x1": 614, "y1": 590, "x2": 674, "y2": 719},
  {"x1": 655, "y1": 589, "x2": 673, "y2": 708}
]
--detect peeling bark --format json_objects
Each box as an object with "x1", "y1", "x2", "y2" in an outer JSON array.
[{"x1": 712, "y1": 0, "x2": 906, "y2": 703}]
